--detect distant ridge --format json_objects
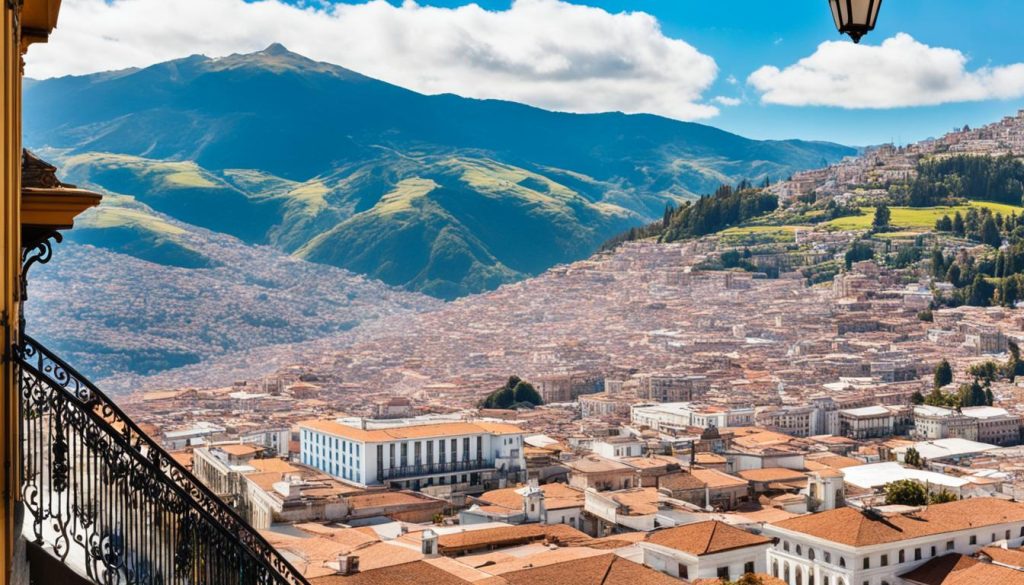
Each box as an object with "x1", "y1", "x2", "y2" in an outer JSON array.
[{"x1": 24, "y1": 45, "x2": 855, "y2": 298}]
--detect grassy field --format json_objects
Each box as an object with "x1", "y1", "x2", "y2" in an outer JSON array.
[
  {"x1": 824, "y1": 201, "x2": 1024, "y2": 232},
  {"x1": 719, "y1": 224, "x2": 799, "y2": 244}
]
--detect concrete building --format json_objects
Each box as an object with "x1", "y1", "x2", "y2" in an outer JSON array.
[
  {"x1": 631, "y1": 403, "x2": 755, "y2": 434},
  {"x1": 763, "y1": 499, "x2": 1024, "y2": 585},
  {"x1": 837, "y1": 406, "x2": 896, "y2": 439},
  {"x1": 961, "y1": 406, "x2": 1022, "y2": 446},
  {"x1": 298, "y1": 418, "x2": 527, "y2": 494},
  {"x1": 913, "y1": 405, "x2": 979, "y2": 441},
  {"x1": 640, "y1": 521, "x2": 771, "y2": 582},
  {"x1": 636, "y1": 374, "x2": 710, "y2": 403}
]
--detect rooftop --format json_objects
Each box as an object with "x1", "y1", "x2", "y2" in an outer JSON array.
[
  {"x1": 771, "y1": 498, "x2": 1024, "y2": 548},
  {"x1": 645, "y1": 521, "x2": 770, "y2": 556}
]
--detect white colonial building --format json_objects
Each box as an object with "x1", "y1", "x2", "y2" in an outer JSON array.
[
  {"x1": 640, "y1": 520, "x2": 771, "y2": 582},
  {"x1": 762, "y1": 498, "x2": 1024, "y2": 585},
  {"x1": 298, "y1": 417, "x2": 527, "y2": 493}
]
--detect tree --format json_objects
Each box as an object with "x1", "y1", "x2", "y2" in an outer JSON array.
[
  {"x1": 981, "y1": 216, "x2": 1003, "y2": 248},
  {"x1": 845, "y1": 242, "x2": 875, "y2": 270},
  {"x1": 884, "y1": 479, "x2": 928, "y2": 506},
  {"x1": 512, "y1": 380, "x2": 543, "y2": 406},
  {"x1": 481, "y1": 376, "x2": 528, "y2": 409},
  {"x1": 930, "y1": 490, "x2": 958, "y2": 504},
  {"x1": 934, "y1": 359, "x2": 953, "y2": 389},
  {"x1": 966, "y1": 274, "x2": 995, "y2": 306},
  {"x1": 872, "y1": 204, "x2": 891, "y2": 231},
  {"x1": 904, "y1": 447, "x2": 923, "y2": 468},
  {"x1": 958, "y1": 380, "x2": 988, "y2": 408},
  {"x1": 953, "y1": 211, "x2": 966, "y2": 236},
  {"x1": 910, "y1": 391, "x2": 925, "y2": 405},
  {"x1": 931, "y1": 248, "x2": 946, "y2": 279},
  {"x1": 967, "y1": 361, "x2": 1000, "y2": 383}
]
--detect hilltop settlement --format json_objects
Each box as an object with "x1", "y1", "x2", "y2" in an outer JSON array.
[{"x1": 116, "y1": 110, "x2": 1024, "y2": 585}]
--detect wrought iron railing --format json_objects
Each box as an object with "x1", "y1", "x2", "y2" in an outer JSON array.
[
  {"x1": 377, "y1": 458, "x2": 494, "y2": 482},
  {"x1": 17, "y1": 334, "x2": 309, "y2": 585}
]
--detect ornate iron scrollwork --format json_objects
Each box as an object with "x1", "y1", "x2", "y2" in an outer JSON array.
[
  {"x1": 17, "y1": 335, "x2": 309, "y2": 584},
  {"x1": 20, "y1": 229, "x2": 61, "y2": 303}
]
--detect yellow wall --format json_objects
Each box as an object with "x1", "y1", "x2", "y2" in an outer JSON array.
[{"x1": 1, "y1": 3, "x2": 22, "y2": 584}]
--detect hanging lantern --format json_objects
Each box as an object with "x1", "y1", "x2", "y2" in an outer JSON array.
[{"x1": 829, "y1": 0, "x2": 883, "y2": 43}]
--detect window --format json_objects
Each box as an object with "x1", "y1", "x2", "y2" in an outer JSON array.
[
  {"x1": 476, "y1": 436, "x2": 483, "y2": 460},
  {"x1": 881, "y1": 554, "x2": 888, "y2": 567},
  {"x1": 796, "y1": 545, "x2": 802, "y2": 556},
  {"x1": 914, "y1": 548, "x2": 921, "y2": 561},
  {"x1": 439, "y1": 440, "x2": 446, "y2": 462},
  {"x1": 863, "y1": 558, "x2": 870, "y2": 570},
  {"x1": 400, "y1": 442, "x2": 408, "y2": 467},
  {"x1": 679, "y1": 565, "x2": 688, "y2": 579},
  {"x1": 451, "y1": 439, "x2": 458, "y2": 463},
  {"x1": 824, "y1": 552, "x2": 831, "y2": 563},
  {"x1": 970, "y1": 535, "x2": 977, "y2": 545},
  {"x1": 717, "y1": 567, "x2": 730, "y2": 580},
  {"x1": 931, "y1": 546, "x2": 937, "y2": 557},
  {"x1": 389, "y1": 444, "x2": 396, "y2": 469},
  {"x1": 783, "y1": 542, "x2": 790, "y2": 552},
  {"x1": 898, "y1": 550, "x2": 905, "y2": 563},
  {"x1": 744, "y1": 562, "x2": 754, "y2": 575},
  {"x1": 414, "y1": 442, "x2": 422, "y2": 466},
  {"x1": 427, "y1": 440, "x2": 433, "y2": 464},
  {"x1": 946, "y1": 540, "x2": 954, "y2": 551},
  {"x1": 809, "y1": 549, "x2": 816, "y2": 561},
  {"x1": 839, "y1": 557, "x2": 846, "y2": 568},
  {"x1": 1007, "y1": 530, "x2": 1012, "y2": 540}
]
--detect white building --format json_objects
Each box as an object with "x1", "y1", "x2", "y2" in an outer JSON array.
[
  {"x1": 631, "y1": 403, "x2": 755, "y2": 433},
  {"x1": 913, "y1": 405, "x2": 978, "y2": 441},
  {"x1": 640, "y1": 520, "x2": 771, "y2": 582},
  {"x1": 592, "y1": 436, "x2": 644, "y2": 460},
  {"x1": 961, "y1": 406, "x2": 1022, "y2": 446},
  {"x1": 837, "y1": 406, "x2": 896, "y2": 439},
  {"x1": 298, "y1": 418, "x2": 527, "y2": 493},
  {"x1": 763, "y1": 498, "x2": 1024, "y2": 585}
]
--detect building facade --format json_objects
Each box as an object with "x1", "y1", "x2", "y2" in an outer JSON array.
[{"x1": 298, "y1": 419, "x2": 527, "y2": 493}]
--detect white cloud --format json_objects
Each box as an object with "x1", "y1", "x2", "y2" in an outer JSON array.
[
  {"x1": 748, "y1": 33, "x2": 1024, "y2": 109},
  {"x1": 712, "y1": 96, "x2": 741, "y2": 107},
  {"x1": 27, "y1": 0, "x2": 720, "y2": 121}
]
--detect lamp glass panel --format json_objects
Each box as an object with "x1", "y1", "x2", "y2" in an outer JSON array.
[
  {"x1": 868, "y1": 0, "x2": 882, "y2": 27},
  {"x1": 830, "y1": 0, "x2": 842, "y2": 29},
  {"x1": 837, "y1": 0, "x2": 850, "y2": 24},
  {"x1": 851, "y1": 0, "x2": 873, "y2": 25}
]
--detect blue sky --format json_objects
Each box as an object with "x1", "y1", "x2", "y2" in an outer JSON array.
[
  {"x1": 30, "y1": 0, "x2": 1024, "y2": 147},
  {"x1": 357, "y1": 0, "x2": 1024, "y2": 146}
]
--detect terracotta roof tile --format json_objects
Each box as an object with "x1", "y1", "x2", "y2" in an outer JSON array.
[
  {"x1": 900, "y1": 553, "x2": 1024, "y2": 585},
  {"x1": 773, "y1": 499, "x2": 1024, "y2": 548},
  {"x1": 646, "y1": 521, "x2": 770, "y2": 556}
]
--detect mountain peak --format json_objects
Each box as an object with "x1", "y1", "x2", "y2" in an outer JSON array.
[{"x1": 261, "y1": 43, "x2": 291, "y2": 56}]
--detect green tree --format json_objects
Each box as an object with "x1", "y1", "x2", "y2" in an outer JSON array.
[
  {"x1": 981, "y1": 216, "x2": 1003, "y2": 248},
  {"x1": 966, "y1": 274, "x2": 995, "y2": 306},
  {"x1": 967, "y1": 361, "x2": 1000, "y2": 383},
  {"x1": 512, "y1": 380, "x2": 543, "y2": 406},
  {"x1": 910, "y1": 391, "x2": 925, "y2": 405},
  {"x1": 953, "y1": 211, "x2": 966, "y2": 236},
  {"x1": 934, "y1": 359, "x2": 953, "y2": 389},
  {"x1": 931, "y1": 248, "x2": 946, "y2": 279},
  {"x1": 872, "y1": 204, "x2": 891, "y2": 231},
  {"x1": 929, "y1": 490, "x2": 958, "y2": 504},
  {"x1": 958, "y1": 380, "x2": 988, "y2": 408},
  {"x1": 884, "y1": 479, "x2": 928, "y2": 506},
  {"x1": 904, "y1": 447, "x2": 923, "y2": 468},
  {"x1": 845, "y1": 242, "x2": 875, "y2": 270}
]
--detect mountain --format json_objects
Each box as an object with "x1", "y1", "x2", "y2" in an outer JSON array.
[
  {"x1": 25, "y1": 194, "x2": 438, "y2": 384},
  {"x1": 24, "y1": 44, "x2": 855, "y2": 298}
]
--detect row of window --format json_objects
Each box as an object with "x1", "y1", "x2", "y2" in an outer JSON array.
[{"x1": 777, "y1": 526, "x2": 1023, "y2": 573}]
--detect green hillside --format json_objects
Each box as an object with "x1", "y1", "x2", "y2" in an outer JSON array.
[{"x1": 25, "y1": 45, "x2": 854, "y2": 298}]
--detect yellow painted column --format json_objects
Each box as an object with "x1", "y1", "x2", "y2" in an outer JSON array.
[{"x1": 1, "y1": 2, "x2": 19, "y2": 583}]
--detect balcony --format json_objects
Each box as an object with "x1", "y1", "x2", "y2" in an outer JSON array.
[
  {"x1": 16, "y1": 334, "x2": 309, "y2": 585},
  {"x1": 377, "y1": 459, "x2": 498, "y2": 482}
]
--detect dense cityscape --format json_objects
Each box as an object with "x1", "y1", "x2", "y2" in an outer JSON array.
[{"x1": 87, "y1": 109, "x2": 1024, "y2": 585}]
